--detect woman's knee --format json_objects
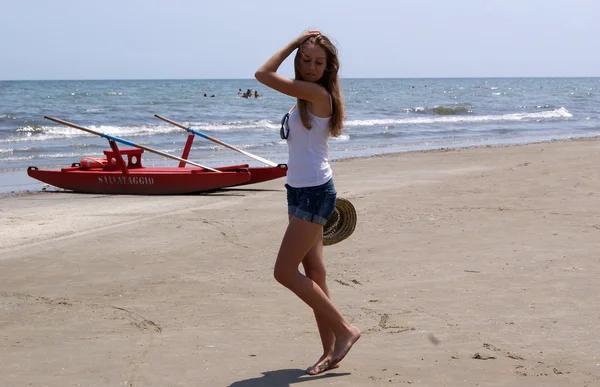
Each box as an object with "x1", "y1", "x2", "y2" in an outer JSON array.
[
  {"x1": 304, "y1": 266, "x2": 327, "y2": 285},
  {"x1": 273, "y1": 266, "x2": 285, "y2": 285},
  {"x1": 273, "y1": 263, "x2": 294, "y2": 286}
]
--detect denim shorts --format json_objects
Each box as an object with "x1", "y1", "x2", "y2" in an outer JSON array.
[{"x1": 285, "y1": 179, "x2": 337, "y2": 225}]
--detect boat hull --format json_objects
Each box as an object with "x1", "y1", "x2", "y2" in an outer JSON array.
[
  {"x1": 214, "y1": 164, "x2": 288, "y2": 187},
  {"x1": 27, "y1": 167, "x2": 251, "y2": 195},
  {"x1": 27, "y1": 164, "x2": 288, "y2": 195}
]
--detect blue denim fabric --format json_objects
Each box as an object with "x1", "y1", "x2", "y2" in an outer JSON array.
[{"x1": 285, "y1": 179, "x2": 337, "y2": 225}]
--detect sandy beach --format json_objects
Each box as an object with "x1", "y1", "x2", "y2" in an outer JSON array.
[{"x1": 1, "y1": 138, "x2": 599, "y2": 387}]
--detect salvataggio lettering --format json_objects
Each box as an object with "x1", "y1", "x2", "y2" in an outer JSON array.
[{"x1": 97, "y1": 176, "x2": 155, "y2": 185}]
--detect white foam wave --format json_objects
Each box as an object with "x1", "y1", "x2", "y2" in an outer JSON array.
[
  {"x1": 331, "y1": 134, "x2": 350, "y2": 142},
  {"x1": 404, "y1": 104, "x2": 473, "y2": 115},
  {"x1": 38, "y1": 152, "x2": 87, "y2": 159},
  {"x1": 0, "y1": 108, "x2": 573, "y2": 145},
  {"x1": 0, "y1": 148, "x2": 13, "y2": 154},
  {"x1": 0, "y1": 124, "x2": 183, "y2": 143},
  {"x1": 516, "y1": 105, "x2": 558, "y2": 109},
  {"x1": 188, "y1": 119, "x2": 278, "y2": 131},
  {"x1": 345, "y1": 108, "x2": 572, "y2": 127},
  {"x1": 2, "y1": 119, "x2": 280, "y2": 144},
  {"x1": 11, "y1": 146, "x2": 44, "y2": 153},
  {"x1": 0, "y1": 155, "x2": 34, "y2": 162},
  {"x1": 1, "y1": 152, "x2": 95, "y2": 162}
]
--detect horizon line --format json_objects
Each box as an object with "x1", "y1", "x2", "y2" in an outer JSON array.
[{"x1": 2, "y1": 76, "x2": 600, "y2": 82}]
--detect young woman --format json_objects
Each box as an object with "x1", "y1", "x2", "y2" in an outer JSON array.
[{"x1": 255, "y1": 30, "x2": 360, "y2": 375}]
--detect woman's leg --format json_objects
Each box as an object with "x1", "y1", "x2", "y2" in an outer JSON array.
[
  {"x1": 274, "y1": 216, "x2": 360, "y2": 371},
  {"x1": 301, "y1": 231, "x2": 338, "y2": 375}
]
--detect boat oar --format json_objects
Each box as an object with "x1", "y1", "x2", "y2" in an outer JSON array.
[
  {"x1": 44, "y1": 116, "x2": 222, "y2": 173},
  {"x1": 154, "y1": 114, "x2": 278, "y2": 167}
]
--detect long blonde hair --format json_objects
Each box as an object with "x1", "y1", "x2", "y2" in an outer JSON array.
[{"x1": 294, "y1": 35, "x2": 345, "y2": 137}]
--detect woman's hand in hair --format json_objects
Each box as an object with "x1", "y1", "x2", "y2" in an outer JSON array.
[
  {"x1": 255, "y1": 28, "x2": 328, "y2": 103},
  {"x1": 295, "y1": 30, "x2": 321, "y2": 47}
]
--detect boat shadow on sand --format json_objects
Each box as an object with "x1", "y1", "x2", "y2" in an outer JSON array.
[
  {"x1": 34, "y1": 187, "x2": 282, "y2": 197},
  {"x1": 182, "y1": 186, "x2": 284, "y2": 196},
  {"x1": 227, "y1": 368, "x2": 351, "y2": 387},
  {"x1": 214, "y1": 187, "x2": 282, "y2": 194}
]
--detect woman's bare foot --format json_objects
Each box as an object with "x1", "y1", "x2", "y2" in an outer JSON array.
[
  {"x1": 306, "y1": 354, "x2": 339, "y2": 375},
  {"x1": 330, "y1": 325, "x2": 361, "y2": 367}
]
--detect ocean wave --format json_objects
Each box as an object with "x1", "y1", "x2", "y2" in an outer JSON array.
[
  {"x1": 0, "y1": 155, "x2": 34, "y2": 162},
  {"x1": 38, "y1": 152, "x2": 86, "y2": 159},
  {"x1": 345, "y1": 108, "x2": 572, "y2": 127},
  {"x1": 15, "y1": 126, "x2": 45, "y2": 134},
  {"x1": 0, "y1": 108, "x2": 574, "y2": 145},
  {"x1": 1, "y1": 124, "x2": 180, "y2": 143},
  {"x1": 72, "y1": 143, "x2": 95, "y2": 149},
  {"x1": 1, "y1": 152, "x2": 92, "y2": 163},
  {"x1": 331, "y1": 134, "x2": 350, "y2": 142},
  {"x1": 404, "y1": 104, "x2": 473, "y2": 115},
  {"x1": 10, "y1": 146, "x2": 43, "y2": 154},
  {"x1": 515, "y1": 104, "x2": 559, "y2": 109},
  {"x1": 349, "y1": 127, "x2": 466, "y2": 140},
  {"x1": 0, "y1": 114, "x2": 16, "y2": 121},
  {"x1": 5, "y1": 119, "x2": 279, "y2": 142},
  {"x1": 187, "y1": 119, "x2": 278, "y2": 131},
  {"x1": 431, "y1": 105, "x2": 472, "y2": 115}
]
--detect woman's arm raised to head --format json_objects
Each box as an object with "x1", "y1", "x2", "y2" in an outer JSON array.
[{"x1": 255, "y1": 30, "x2": 329, "y2": 104}]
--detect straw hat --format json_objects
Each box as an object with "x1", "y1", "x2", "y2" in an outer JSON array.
[{"x1": 323, "y1": 197, "x2": 357, "y2": 246}]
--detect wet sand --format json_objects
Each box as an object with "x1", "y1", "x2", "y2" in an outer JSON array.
[{"x1": 1, "y1": 138, "x2": 599, "y2": 386}]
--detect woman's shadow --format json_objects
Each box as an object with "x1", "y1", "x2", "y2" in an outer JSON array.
[{"x1": 228, "y1": 368, "x2": 351, "y2": 387}]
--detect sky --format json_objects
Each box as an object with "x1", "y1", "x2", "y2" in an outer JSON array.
[{"x1": 2, "y1": 0, "x2": 599, "y2": 80}]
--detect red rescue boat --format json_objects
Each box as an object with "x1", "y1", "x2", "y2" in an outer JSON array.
[{"x1": 26, "y1": 116, "x2": 287, "y2": 195}]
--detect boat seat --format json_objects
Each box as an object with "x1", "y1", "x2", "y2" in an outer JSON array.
[{"x1": 103, "y1": 148, "x2": 144, "y2": 170}]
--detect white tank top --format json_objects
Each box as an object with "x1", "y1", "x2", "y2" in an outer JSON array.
[{"x1": 285, "y1": 107, "x2": 332, "y2": 188}]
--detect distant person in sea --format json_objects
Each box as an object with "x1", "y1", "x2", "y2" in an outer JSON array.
[
  {"x1": 238, "y1": 88, "x2": 243, "y2": 95},
  {"x1": 255, "y1": 29, "x2": 360, "y2": 375},
  {"x1": 254, "y1": 90, "x2": 259, "y2": 98}
]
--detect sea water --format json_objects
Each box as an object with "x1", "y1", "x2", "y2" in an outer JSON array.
[{"x1": 1, "y1": 78, "x2": 599, "y2": 193}]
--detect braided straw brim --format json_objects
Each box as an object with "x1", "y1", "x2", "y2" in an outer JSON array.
[{"x1": 323, "y1": 197, "x2": 357, "y2": 246}]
